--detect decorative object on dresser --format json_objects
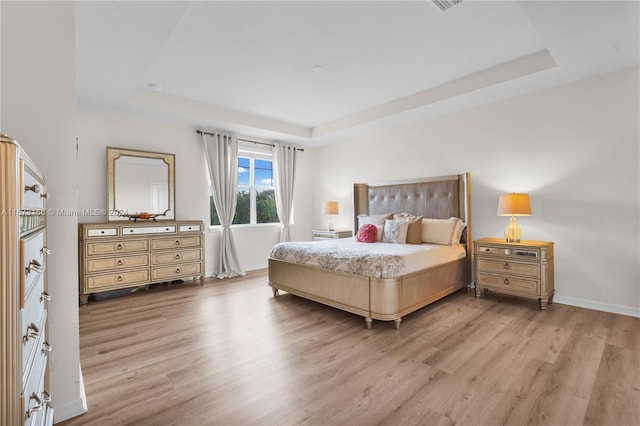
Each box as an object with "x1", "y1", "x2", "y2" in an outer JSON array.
[
  {"x1": 1, "y1": 134, "x2": 54, "y2": 425},
  {"x1": 474, "y1": 238, "x2": 554, "y2": 310},
  {"x1": 78, "y1": 221, "x2": 205, "y2": 304},
  {"x1": 321, "y1": 201, "x2": 340, "y2": 231},
  {"x1": 497, "y1": 192, "x2": 531, "y2": 243},
  {"x1": 312, "y1": 229, "x2": 352, "y2": 241}
]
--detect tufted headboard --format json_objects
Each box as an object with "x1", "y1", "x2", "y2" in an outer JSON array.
[{"x1": 353, "y1": 173, "x2": 471, "y2": 252}]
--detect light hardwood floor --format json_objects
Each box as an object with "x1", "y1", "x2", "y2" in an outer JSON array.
[{"x1": 58, "y1": 269, "x2": 639, "y2": 426}]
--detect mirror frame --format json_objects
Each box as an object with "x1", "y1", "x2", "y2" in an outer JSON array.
[{"x1": 106, "y1": 147, "x2": 176, "y2": 221}]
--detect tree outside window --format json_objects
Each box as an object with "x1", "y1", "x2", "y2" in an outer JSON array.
[{"x1": 210, "y1": 155, "x2": 279, "y2": 226}]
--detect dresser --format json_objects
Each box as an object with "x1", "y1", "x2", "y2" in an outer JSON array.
[
  {"x1": 78, "y1": 220, "x2": 205, "y2": 304},
  {"x1": 1, "y1": 135, "x2": 54, "y2": 425},
  {"x1": 311, "y1": 229, "x2": 353, "y2": 241},
  {"x1": 474, "y1": 238, "x2": 554, "y2": 309}
]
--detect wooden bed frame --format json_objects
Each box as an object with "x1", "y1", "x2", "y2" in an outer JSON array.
[{"x1": 268, "y1": 173, "x2": 472, "y2": 329}]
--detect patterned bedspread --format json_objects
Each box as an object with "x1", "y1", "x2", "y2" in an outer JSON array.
[{"x1": 270, "y1": 239, "x2": 408, "y2": 278}]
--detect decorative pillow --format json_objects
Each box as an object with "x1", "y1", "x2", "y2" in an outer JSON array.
[
  {"x1": 394, "y1": 213, "x2": 424, "y2": 244},
  {"x1": 356, "y1": 223, "x2": 378, "y2": 243},
  {"x1": 421, "y1": 217, "x2": 463, "y2": 245},
  {"x1": 357, "y1": 213, "x2": 392, "y2": 241},
  {"x1": 382, "y1": 219, "x2": 409, "y2": 244},
  {"x1": 451, "y1": 218, "x2": 466, "y2": 244}
]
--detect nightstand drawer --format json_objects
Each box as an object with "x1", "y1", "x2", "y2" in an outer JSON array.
[
  {"x1": 476, "y1": 245, "x2": 540, "y2": 260},
  {"x1": 476, "y1": 258, "x2": 539, "y2": 278},
  {"x1": 476, "y1": 272, "x2": 539, "y2": 294}
]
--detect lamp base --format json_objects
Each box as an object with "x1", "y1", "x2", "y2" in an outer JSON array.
[{"x1": 504, "y1": 216, "x2": 522, "y2": 243}]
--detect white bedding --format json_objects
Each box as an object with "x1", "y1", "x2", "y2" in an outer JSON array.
[{"x1": 269, "y1": 237, "x2": 466, "y2": 279}]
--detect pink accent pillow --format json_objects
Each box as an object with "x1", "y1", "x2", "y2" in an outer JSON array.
[{"x1": 356, "y1": 224, "x2": 378, "y2": 243}]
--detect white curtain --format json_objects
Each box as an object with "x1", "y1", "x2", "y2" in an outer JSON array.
[
  {"x1": 202, "y1": 131, "x2": 245, "y2": 278},
  {"x1": 272, "y1": 143, "x2": 298, "y2": 242}
]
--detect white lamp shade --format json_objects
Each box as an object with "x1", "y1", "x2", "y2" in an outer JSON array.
[
  {"x1": 497, "y1": 193, "x2": 531, "y2": 216},
  {"x1": 321, "y1": 201, "x2": 339, "y2": 215}
]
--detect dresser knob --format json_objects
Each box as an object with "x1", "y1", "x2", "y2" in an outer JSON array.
[
  {"x1": 175, "y1": 267, "x2": 181, "y2": 274},
  {"x1": 503, "y1": 278, "x2": 510, "y2": 285},
  {"x1": 503, "y1": 262, "x2": 510, "y2": 270},
  {"x1": 116, "y1": 259, "x2": 124, "y2": 267},
  {"x1": 25, "y1": 183, "x2": 40, "y2": 193},
  {"x1": 116, "y1": 275, "x2": 124, "y2": 282},
  {"x1": 23, "y1": 323, "x2": 40, "y2": 342},
  {"x1": 116, "y1": 243, "x2": 124, "y2": 251},
  {"x1": 175, "y1": 240, "x2": 181, "y2": 246},
  {"x1": 175, "y1": 254, "x2": 181, "y2": 260}
]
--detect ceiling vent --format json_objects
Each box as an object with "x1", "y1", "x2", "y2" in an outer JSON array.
[{"x1": 432, "y1": 0, "x2": 463, "y2": 12}]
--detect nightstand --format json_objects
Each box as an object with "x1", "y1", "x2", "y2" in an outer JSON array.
[
  {"x1": 312, "y1": 229, "x2": 353, "y2": 241},
  {"x1": 474, "y1": 238, "x2": 554, "y2": 310}
]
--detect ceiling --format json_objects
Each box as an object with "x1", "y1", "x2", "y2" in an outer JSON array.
[{"x1": 76, "y1": 1, "x2": 639, "y2": 146}]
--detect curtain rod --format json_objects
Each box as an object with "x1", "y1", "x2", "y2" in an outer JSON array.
[{"x1": 196, "y1": 130, "x2": 304, "y2": 152}]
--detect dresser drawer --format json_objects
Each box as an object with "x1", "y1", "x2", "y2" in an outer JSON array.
[
  {"x1": 85, "y1": 253, "x2": 150, "y2": 273},
  {"x1": 152, "y1": 236, "x2": 201, "y2": 250},
  {"x1": 85, "y1": 227, "x2": 118, "y2": 238},
  {"x1": 152, "y1": 248, "x2": 202, "y2": 265},
  {"x1": 476, "y1": 245, "x2": 540, "y2": 260},
  {"x1": 179, "y1": 223, "x2": 201, "y2": 232},
  {"x1": 22, "y1": 328, "x2": 49, "y2": 424},
  {"x1": 85, "y1": 269, "x2": 150, "y2": 291},
  {"x1": 152, "y1": 262, "x2": 203, "y2": 281},
  {"x1": 85, "y1": 239, "x2": 149, "y2": 256},
  {"x1": 476, "y1": 258, "x2": 540, "y2": 278},
  {"x1": 122, "y1": 225, "x2": 176, "y2": 235},
  {"x1": 21, "y1": 309, "x2": 46, "y2": 382},
  {"x1": 20, "y1": 230, "x2": 46, "y2": 307},
  {"x1": 476, "y1": 272, "x2": 539, "y2": 295},
  {"x1": 21, "y1": 163, "x2": 46, "y2": 210}
]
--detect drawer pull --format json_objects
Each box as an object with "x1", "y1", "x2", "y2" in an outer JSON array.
[
  {"x1": 25, "y1": 183, "x2": 40, "y2": 193},
  {"x1": 40, "y1": 291, "x2": 51, "y2": 302},
  {"x1": 174, "y1": 254, "x2": 181, "y2": 260},
  {"x1": 25, "y1": 259, "x2": 44, "y2": 275},
  {"x1": 40, "y1": 192, "x2": 49, "y2": 199},
  {"x1": 116, "y1": 243, "x2": 124, "y2": 251},
  {"x1": 116, "y1": 259, "x2": 124, "y2": 267},
  {"x1": 503, "y1": 278, "x2": 510, "y2": 285},
  {"x1": 175, "y1": 267, "x2": 181, "y2": 274},
  {"x1": 42, "y1": 341, "x2": 52, "y2": 354},
  {"x1": 26, "y1": 392, "x2": 43, "y2": 418},
  {"x1": 174, "y1": 240, "x2": 181, "y2": 246},
  {"x1": 41, "y1": 246, "x2": 51, "y2": 255},
  {"x1": 503, "y1": 262, "x2": 511, "y2": 270},
  {"x1": 42, "y1": 389, "x2": 52, "y2": 404},
  {"x1": 23, "y1": 323, "x2": 40, "y2": 342},
  {"x1": 116, "y1": 275, "x2": 124, "y2": 282}
]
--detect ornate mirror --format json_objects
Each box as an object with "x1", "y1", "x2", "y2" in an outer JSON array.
[{"x1": 107, "y1": 147, "x2": 175, "y2": 221}]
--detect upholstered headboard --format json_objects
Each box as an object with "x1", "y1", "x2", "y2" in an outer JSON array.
[{"x1": 353, "y1": 173, "x2": 471, "y2": 251}]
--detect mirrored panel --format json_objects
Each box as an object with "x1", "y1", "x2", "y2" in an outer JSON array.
[{"x1": 107, "y1": 147, "x2": 175, "y2": 221}]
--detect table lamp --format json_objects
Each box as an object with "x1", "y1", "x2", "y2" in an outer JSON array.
[
  {"x1": 497, "y1": 193, "x2": 531, "y2": 243},
  {"x1": 321, "y1": 201, "x2": 339, "y2": 231}
]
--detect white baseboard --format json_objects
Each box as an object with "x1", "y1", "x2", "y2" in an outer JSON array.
[
  {"x1": 554, "y1": 295, "x2": 640, "y2": 318},
  {"x1": 205, "y1": 264, "x2": 267, "y2": 278},
  {"x1": 52, "y1": 364, "x2": 87, "y2": 423}
]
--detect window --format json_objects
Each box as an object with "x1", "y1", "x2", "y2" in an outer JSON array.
[{"x1": 210, "y1": 145, "x2": 279, "y2": 226}]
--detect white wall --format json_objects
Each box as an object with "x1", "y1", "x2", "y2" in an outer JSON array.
[
  {"x1": 313, "y1": 66, "x2": 640, "y2": 316},
  {"x1": 1, "y1": 0, "x2": 84, "y2": 421},
  {"x1": 76, "y1": 107, "x2": 315, "y2": 275}
]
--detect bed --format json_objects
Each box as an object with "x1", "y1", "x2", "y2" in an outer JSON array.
[{"x1": 268, "y1": 173, "x2": 472, "y2": 329}]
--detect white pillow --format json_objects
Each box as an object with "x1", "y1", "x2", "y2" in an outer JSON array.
[
  {"x1": 421, "y1": 217, "x2": 463, "y2": 245},
  {"x1": 383, "y1": 219, "x2": 409, "y2": 244}
]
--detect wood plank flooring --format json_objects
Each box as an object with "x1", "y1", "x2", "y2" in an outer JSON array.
[{"x1": 58, "y1": 269, "x2": 639, "y2": 425}]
